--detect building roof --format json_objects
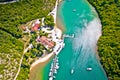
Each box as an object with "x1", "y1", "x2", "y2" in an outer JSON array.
[
  {"x1": 31, "y1": 23, "x2": 40, "y2": 31},
  {"x1": 38, "y1": 36, "x2": 55, "y2": 48}
]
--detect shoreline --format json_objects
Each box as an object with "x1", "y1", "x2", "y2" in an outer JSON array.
[
  {"x1": 30, "y1": 26, "x2": 63, "y2": 70},
  {"x1": 30, "y1": 27, "x2": 63, "y2": 70},
  {"x1": 30, "y1": 0, "x2": 64, "y2": 70},
  {"x1": 30, "y1": 52, "x2": 55, "y2": 70}
]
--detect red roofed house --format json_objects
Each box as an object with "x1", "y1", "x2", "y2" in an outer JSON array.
[
  {"x1": 31, "y1": 23, "x2": 40, "y2": 32},
  {"x1": 37, "y1": 36, "x2": 55, "y2": 48}
]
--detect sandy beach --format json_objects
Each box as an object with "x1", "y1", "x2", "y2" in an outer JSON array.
[{"x1": 30, "y1": 52, "x2": 54, "y2": 70}]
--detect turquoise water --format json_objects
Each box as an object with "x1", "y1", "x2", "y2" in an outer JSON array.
[{"x1": 42, "y1": 0, "x2": 107, "y2": 80}]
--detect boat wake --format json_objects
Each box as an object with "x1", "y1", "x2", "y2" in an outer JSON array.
[{"x1": 71, "y1": 18, "x2": 102, "y2": 71}]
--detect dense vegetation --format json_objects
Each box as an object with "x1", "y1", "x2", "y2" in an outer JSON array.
[
  {"x1": 44, "y1": 15, "x2": 55, "y2": 28},
  {"x1": 30, "y1": 30, "x2": 50, "y2": 57},
  {"x1": 0, "y1": 30, "x2": 23, "y2": 80},
  {"x1": 88, "y1": 0, "x2": 120, "y2": 79},
  {"x1": 0, "y1": 0, "x2": 55, "y2": 79}
]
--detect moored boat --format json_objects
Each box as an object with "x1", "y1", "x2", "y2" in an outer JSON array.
[{"x1": 86, "y1": 68, "x2": 92, "y2": 71}]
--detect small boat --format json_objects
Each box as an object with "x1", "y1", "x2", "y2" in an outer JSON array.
[
  {"x1": 55, "y1": 65, "x2": 59, "y2": 69},
  {"x1": 50, "y1": 68, "x2": 52, "y2": 71},
  {"x1": 87, "y1": 68, "x2": 92, "y2": 71},
  {"x1": 51, "y1": 63, "x2": 53, "y2": 67},
  {"x1": 71, "y1": 69, "x2": 74, "y2": 74},
  {"x1": 49, "y1": 72, "x2": 53, "y2": 76},
  {"x1": 49, "y1": 77, "x2": 53, "y2": 80},
  {"x1": 53, "y1": 76, "x2": 56, "y2": 78},
  {"x1": 56, "y1": 63, "x2": 59, "y2": 65},
  {"x1": 73, "y1": 9, "x2": 76, "y2": 12},
  {"x1": 54, "y1": 69, "x2": 57, "y2": 74},
  {"x1": 55, "y1": 59, "x2": 58, "y2": 62}
]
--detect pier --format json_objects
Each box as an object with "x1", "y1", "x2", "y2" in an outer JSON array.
[
  {"x1": 49, "y1": 56, "x2": 59, "y2": 80},
  {"x1": 63, "y1": 34, "x2": 75, "y2": 39}
]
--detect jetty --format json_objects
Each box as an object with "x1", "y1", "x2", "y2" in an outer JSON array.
[{"x1": 63, "y1": 34, "x2": 75, "y2": 38}]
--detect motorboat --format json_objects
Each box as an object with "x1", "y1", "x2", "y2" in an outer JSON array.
[
  {"x1": 50, "y1": 68, "x2": 53, "y2": 71},
  {"x1": 71, "y1": 69, "x2": 74, "y2": 74},
  {"x1": 49, "y1": 77, "x2": 53, "y2": 80},
  {"x1": 54, "y1": 69, "x2": 57, "y2": 74},
  {"x1": 55, "y1": 65, "x2": 59, "y2": 69},
  {"x1": 49, "y1": 72, "x2": 53, "y2": 76},
  {"x1": 87, "y1": 68, "x2": 92, "y2": 71}
]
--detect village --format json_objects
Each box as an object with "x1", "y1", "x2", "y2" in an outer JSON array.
[
  {"x1": 21, "y1": 0, "x2": 64, "y2": 67},
  {"x1": 19, "y1": 1, "x2": 65, "y2": 80},
  {"x1": 21, "y1": 16, "x2": 64, "y2": 63}
]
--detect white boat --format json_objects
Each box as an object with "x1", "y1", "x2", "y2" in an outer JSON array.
[
  {"x1": 71, "y1": 69, "x2": 74, "y2": 74},
  {"x1": 55, "y1": 65, "x2": 59, "y2": 69},
  {"x1": 54, "y1": 69, "x2": 57, "y2": 74},
  {"x1": 55, "y1": 59, "x2": 58, "y2": 62},
  {"x1": 51, "y1": 63, "x2": 53, "y2": 67},
  {"x1": 49, "y1": 72, "x2": 53, "y2": 76},
  {"x1": 49, "y1": 77, "x2": 53, "y2": 80},
  {"x1": 87, "y1": 68, "x2": 92, "y2": 71},
  {"x1": 53, "y1": 76, "x2": 56, "y2": 78}
]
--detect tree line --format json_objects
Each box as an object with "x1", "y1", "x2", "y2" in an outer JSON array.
[{"x1": 88, "y1": 0, "x2": 120, "y2": 79}]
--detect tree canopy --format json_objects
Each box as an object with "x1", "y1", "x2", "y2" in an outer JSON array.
[
  {"x1": 88, "y1": 0, "x2": 120, "y2": 79},
  {"x1": 44, "y1": 15, "x2": 55, "y2": 27}
]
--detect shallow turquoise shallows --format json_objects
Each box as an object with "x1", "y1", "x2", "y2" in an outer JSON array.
[{"x1": 42, "y1": 0, "x2": 107, "y2": 80}]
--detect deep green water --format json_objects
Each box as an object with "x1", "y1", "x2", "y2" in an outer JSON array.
[{"x1": 42, "y1": 0, "x2": 107, "y2": 80}]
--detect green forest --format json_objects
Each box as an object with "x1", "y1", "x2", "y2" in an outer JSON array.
[
  {"x1": 88, "y1": 0, "x2": 120, "y2": 79},
  {"x1": 44, "y1": 15, "x2": 55, "y2": 27},
  {"x1": 0, "y1": 0, "x2": 55, "y2": 79}
]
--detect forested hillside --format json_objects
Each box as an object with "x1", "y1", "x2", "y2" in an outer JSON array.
[
  {"x1": 88, "y1": 0, "x2": 120, "y2": 79},
  {"x1": 0, "y1": 0, "x2": 55, "y2": 79}
]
